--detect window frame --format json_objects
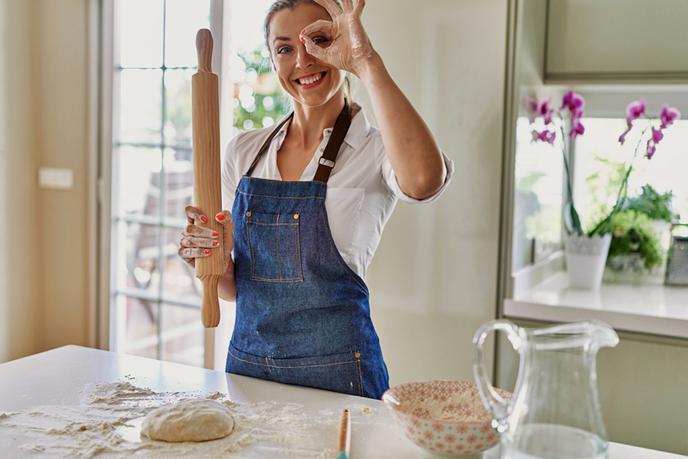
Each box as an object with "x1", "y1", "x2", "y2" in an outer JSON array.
[{"x1": 96, "y1": 0, "x2": 228, "y2": 369}]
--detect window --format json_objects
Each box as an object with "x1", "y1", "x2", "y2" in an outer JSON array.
[
  {"x1": 109, "y1": 0, "x2": 214, "y2": 366},
  {"x1": 512, "y1": 116, "x2": 564, "y2": 271},
  {"x1": 106, "y1": 0, "x2": 290, "y2": 368},
  {"x1": 511, "y1": 89, "x2": 688, "y2": 277},
  {"x1": 574, "y1": 118, "x2": 688, "y2": 226}
]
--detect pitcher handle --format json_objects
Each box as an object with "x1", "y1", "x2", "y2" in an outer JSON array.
[{"x1": 472, "y1": 319, "x2": 524, "y2": 433}]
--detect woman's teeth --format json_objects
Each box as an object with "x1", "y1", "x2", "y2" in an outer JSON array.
[{"x1": 298, "y1": 72, "x2": 323, "y2": 85}]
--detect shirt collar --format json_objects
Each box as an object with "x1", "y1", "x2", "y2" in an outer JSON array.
[{"x1": 274, "y1": 108, "x2": 370, "y2": 150}]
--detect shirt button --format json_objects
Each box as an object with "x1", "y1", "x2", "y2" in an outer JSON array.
[{"x1": 293, "y1": 213, "x2": 299, "y2": 220}]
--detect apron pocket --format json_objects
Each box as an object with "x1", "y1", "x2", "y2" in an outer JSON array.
[
  {"x1": 246, "y1": 211, "x2": 303, "y2": 282},
  {"x1": 228, "y1": 344, "x2": 363, "y2": 397},
  {"x1": 267, "y1": 351, "x2": 364, "y2": 397}
]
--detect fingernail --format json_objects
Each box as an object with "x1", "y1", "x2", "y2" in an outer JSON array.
[
  {"x1": 212, "y1": 241, "x2": 220, "y2": 247},
  {"x1": 299, "y1": 36, "x2": 306, "y2": 44},
  {"x1": 212, "y1": 231, "x2": 220, "y2": 237},
  {"x1": 200, "y1": 215, "x2": 209, "y2": 224},
  {"x1": 204, "y1": 249, "x2": 212, "y2": 255},
  {"x1": 216, "y1": 214, "x2": 226, "y2": 222}
]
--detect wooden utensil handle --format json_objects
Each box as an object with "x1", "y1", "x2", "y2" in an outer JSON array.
[{"x1": 192, "y1": 29, "x2": 223, "y2": 328}]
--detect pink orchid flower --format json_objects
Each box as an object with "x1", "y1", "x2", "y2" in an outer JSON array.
[
  {"x1": 626, "y1": 100, "x2": 646, "y2": 123},
  {"x1": 532, "y1": 129, "x2": 556, "y2": 145},
  {"x1": 569, "y1": 118, "x2": 585, "y2": 138},
  {"x1": 646, "y1": 140, "x2": 657, "y2": 159},
  {"x1": 651, "y1": 126, "x2": 664, "y2": 144},
  {"x1": 561, "y1": 90, "x2": 585, "y2": 114},
  {"x1": 529, "y1": 97, "x2": 554, "y2": 125},
  {"x1": 660, "y1": 104, "x2": 681, "y2": 129}
]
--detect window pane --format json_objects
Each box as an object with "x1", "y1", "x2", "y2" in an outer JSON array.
[
  {"x1": 163, "y1": 226, "x2": 202, "y2": 305},
  {"x1": 163, "y1": 147, "x2": 194, "y2": 219},
  {"x1": 165, "y1": 0, "x2": 211, "y2": 68},
  {"x1": 574, "y1": 118, "x2": 688, "y2": 224},
  {"x1": 164, "y1": 69, "x2": 194, "y2": 148},
  {"x1": 113, "y1": 145, "x2": 162, "y2": 219},
  {"x1": 118, "y1": 0, "x2": 164, "y2": 68},
  {"x1": 113, "y1": 221, "x2": 161, "y2": 295},
  {"x1": 161, "y1": 303, "x2": 203, "y2": 367},
  {"x1": 512, "y1": 116, "x2": 564, "y2": 271},
  {"x1": 116, "y1": 294, "x2": 160, "y2": 360},
  {"x1": 118, "y1": 69, "x2": 162, "y2": 144}
]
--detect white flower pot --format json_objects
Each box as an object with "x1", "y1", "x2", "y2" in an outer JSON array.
[{"x1": 565, "y1": 234, "x2": 612, "y2": 290}]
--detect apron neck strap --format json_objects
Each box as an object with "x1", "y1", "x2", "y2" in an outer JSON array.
[
  {"x1": 244, "y1": 112, "x2": 294, "y2": 178},
  {"x1": 313, "y1": 100, "x2": 351, "y2": 183},
  {"x1": 244, "y1": 101, "x2": 352, "y2": 184}
]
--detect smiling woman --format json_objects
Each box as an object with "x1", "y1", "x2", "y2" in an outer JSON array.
[{"x1": 179, "y1": 0, "x2": 454, "y2": 398}]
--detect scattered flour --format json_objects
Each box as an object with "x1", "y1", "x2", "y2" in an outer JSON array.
[{"x1": 0, "y1": 380, "x2": 338, "y2": 458}]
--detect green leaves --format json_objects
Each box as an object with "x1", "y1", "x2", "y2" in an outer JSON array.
[
  {"x1": 607, "y1": 210, "x2": 663, "y2": 270},
  {"x1": 621, "y1": 184, "x2": 678, "y2": 223}
]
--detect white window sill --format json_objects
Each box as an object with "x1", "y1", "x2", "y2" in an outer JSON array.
[{"x1": 505, "y1": 272, "x2": 688, "y2": 339}]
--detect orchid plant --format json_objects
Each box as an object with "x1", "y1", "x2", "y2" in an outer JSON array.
[
  {"x1": 528, "y1": 90, "x2": 587, "y2": 236},
  {"x1": 528, "y1": 91, "x2": 681, "y2": 238}
]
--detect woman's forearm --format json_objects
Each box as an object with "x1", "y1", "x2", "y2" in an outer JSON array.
[
  {"x1": 356, "y1": 52, "x2": 446, "y2": 200},
  {"x1": 217, "y1": 262, "x2": 236, "y2": 301}
]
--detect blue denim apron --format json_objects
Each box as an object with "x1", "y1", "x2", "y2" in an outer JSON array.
[{"x1": 225, "y1": 103, "x2": 389, "y2": 399}]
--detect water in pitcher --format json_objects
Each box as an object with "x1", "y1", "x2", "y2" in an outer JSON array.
[{"x1": 501, "y1": 424, "x2": 608, "y2": 459}]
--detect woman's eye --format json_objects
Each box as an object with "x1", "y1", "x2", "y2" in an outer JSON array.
[
  {"x1": 313, "y1": 36, "x2": 329, "y2": 46},
  {"x1": 277, "y1": 46, "x2": 292, "y2": 55}
]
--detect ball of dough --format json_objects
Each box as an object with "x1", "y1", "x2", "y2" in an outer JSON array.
[{"x1": 141, "y1": 399, "x2": 235, "y2": 443}]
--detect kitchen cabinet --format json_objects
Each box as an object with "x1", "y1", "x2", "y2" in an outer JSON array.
[{"x1": 546, "y1": 0, "x2": 688, "y2": 81}]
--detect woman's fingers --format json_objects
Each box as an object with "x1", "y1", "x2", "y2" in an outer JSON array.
[
  {"x1": 178, "y1": 246, "x2": 213, "y2": 261},
  {"x1": 342, "y1": 0, "x2": 354, "y2": 11},
  {"x1": 300, "y1": 19, "x2": 334, "y2": 40},
  {"x1": 184, "y1": 205, "x2": 208, "y2": 224},
  {"x1": 301, "y1": 35, "x2": 328, "y2": 61},
  {"x1": 183, "y1": 223, "x2": 219, "y2": 239},
  {"x1": 181, "y1": 234, "x2": 219, "y2": 249},
  {"x1": 313, "y1": 0, "x2": 342, "y2": 18},
  {"x1": 354, "y1": 0, "x2": 365, "y2": 15}
]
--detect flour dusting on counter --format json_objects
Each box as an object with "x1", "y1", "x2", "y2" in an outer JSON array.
[{"x1": 0, "y1": 380, "x2": 338, "y2": 458}]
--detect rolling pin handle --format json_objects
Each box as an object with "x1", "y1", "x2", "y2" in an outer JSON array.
[{"x1": 196, "y1": 28, "x2": 213, "y2": 73}]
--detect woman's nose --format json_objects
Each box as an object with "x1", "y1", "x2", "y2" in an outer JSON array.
[{"x1": 295, "y1": 42, "x2": 315, "y2": 68}]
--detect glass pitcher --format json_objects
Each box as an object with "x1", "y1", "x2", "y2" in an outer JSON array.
[{"x1": 473, "y1": 320, "x2": 619, "y2": 459}]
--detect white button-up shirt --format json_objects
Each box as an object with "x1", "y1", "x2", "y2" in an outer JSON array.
[{"x1": 222, "y1": 109, "x2": 454, "y2": 279}]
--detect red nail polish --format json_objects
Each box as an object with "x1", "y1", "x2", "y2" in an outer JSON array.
[
  {"x1": 216, "y1": 214, "x2": 226, "y2": 222},
  {"x1": 212, "y1": 231, "x2": 220, "y2": 237},
  {"x1": 204, "y1": 249, "x2": 212, "y2": 255},
  {"x1": 212, "y1": 241, "x2": 220, "y2": 247},
  {"x1": 200, "y1": 215, "x2": 208, "y2": 224}
]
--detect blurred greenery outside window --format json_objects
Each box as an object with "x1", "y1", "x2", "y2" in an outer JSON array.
[{"x1": 232, "y1": 48, "x2": 291, "y2": 131}]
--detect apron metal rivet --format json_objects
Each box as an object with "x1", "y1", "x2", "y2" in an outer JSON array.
[
  {"x1": 246, "y1": 211, "x2": 252, "y2": 217},
  {"x1": 293, "y1": 213, "x2": 299, "y2": 220},
  {"x1": 354, "y1": 351, "x2": 361, "y2": 359}
]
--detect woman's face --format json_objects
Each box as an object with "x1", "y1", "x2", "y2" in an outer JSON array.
[{"x1": 268, "y1": 2, "x2": 345, "y2": 108}]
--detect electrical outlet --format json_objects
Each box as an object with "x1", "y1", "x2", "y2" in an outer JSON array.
[{"x1": 38, "y1": 167, "x2": 74, "y2": 190}]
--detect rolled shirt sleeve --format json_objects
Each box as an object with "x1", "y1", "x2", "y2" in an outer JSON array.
[{"x1": 381, "y1": 151, "x2": 454, "y2": 204}]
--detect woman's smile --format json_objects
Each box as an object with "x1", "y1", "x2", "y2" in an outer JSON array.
[{"x1": 294, "y1": 71, "x2": 328, "y2": 89}]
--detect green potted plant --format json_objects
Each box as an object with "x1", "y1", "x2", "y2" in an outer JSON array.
[{"x1": 604, "y1": 185, "x2": 679, "y2": 283}]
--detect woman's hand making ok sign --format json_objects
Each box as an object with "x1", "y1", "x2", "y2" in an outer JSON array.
[{"x1": 299, "y1": 0, "x2": 375, "y2": 77}]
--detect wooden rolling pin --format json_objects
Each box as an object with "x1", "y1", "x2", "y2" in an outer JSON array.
[{"x1": 192, "y1": 29, "x2": 223, "y2": 328}]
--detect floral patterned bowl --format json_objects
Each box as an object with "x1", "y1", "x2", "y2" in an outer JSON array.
[{"x1": 382, "y1": 380, "x2": 510, "y2": 457}]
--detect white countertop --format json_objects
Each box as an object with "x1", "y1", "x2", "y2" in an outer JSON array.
[
  {"x1": 505, "y1": 272, "x2": 688, "y2": 339},
  {"x1": 0, "y1": 345, "x2": 684, "y2": 458}
]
